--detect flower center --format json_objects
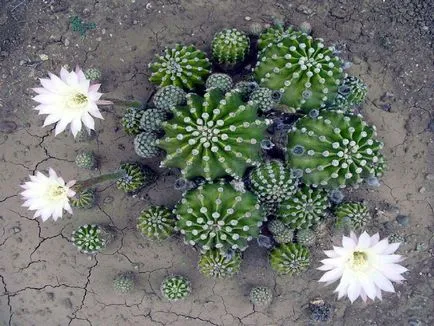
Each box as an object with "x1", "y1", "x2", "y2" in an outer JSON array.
[
  {"x1": 47, "y1": 184, "x2": 67, "y2": 200},
  {"x1": 351, "y1": 251, "x2": 368, "y2": 268},
  {"x1": 67, "y1": 92, "x2": 89, "y2": 109}
]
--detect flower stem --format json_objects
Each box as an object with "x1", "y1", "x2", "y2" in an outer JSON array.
[
  {"x1": 104, "y1": 98, "x2": 142, "y2": 108},
  {"x1": 74, "y1": 171, "x2": 125, "y2": 192}
]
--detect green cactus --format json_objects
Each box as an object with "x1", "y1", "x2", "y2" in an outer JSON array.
[
  {"x1": 334, "y1": 202, "x2": 371, "y2": 229},
  {"x1": 269, "y1": 243, "x2": 310, "y2": 275},
  {"x1": 134, "y1": 132, "x2": 161, "y2": 158},
  {"x1": 84, "y1": 67, "x2": 101, "y2": 81},
  {"x1": 71, "y1": 188, "x2": 96, "y2": 209},
  {"x1": 211, "y1": 28, "x2": 250, "y2": 67},
  {"x1": 198, "y1": 249, "x2": 242, "y2": 278},
  {"x1": 137, "y1": 206, "x2": 175, "y2": 240},
  {"x1": 249, "y1": 287, "x2": 273, "y2": 306},
  {"x1": 149, "y1": 44, "x2": 211, "y2": 90},
  {"x1": 249, "y1": 87, "x2": 282, "y2": 112},
  {"x1": 156, "y1": 88, "x2": 269, "y2": 181},
  {"x1": 174, "y1": 181, "x2": 265, "y2": 252},
  {"x1": 75, "y1": 151, "x2": 97, "y2": 169},
  {"x1": 267, "y1": 219, "x2": 286, "y2": 235},
  {"x1": 257, "y1": 25, "x2": 297, "y2": 52},
  {"x1": 113, "y1": 272, "x2": 135, "y2": 293},
  {"x1": 116, "y1": 163, "x2": 155, "y2": 193},
  {"x1": 139, "y1": 108, "x2": 168, "y2": 132},
  {"x1": 388, "y1": 233, "x2": 405, "y2": 244},
  {"x1": 205, "y1": 73, "x2": 233, "y2": 93},
  {"x1": 277, "y1": 186, "x2": 330, "y2": 230},
  {"x1": 121, "y1": 107, "x2": 144, "y2": 135},
  {"x1": 273, "y1": 228, "x2": 294, "y2": 244},
  {"x1": 233, "y1": 81, "x2": 259, "y2": 100},
  {"x1": 286, "y1": 110, "x2": 386, "y2": 188},
  {"x1": 332, "y1": 75, "x2": 367, "y2": 111},
  {"x1": 160, "y1": 275, "x2": 191, "y2": 301},
  {"x1": 75, "y1": 128, "x2": 95, "y2": 142},
  {"x1": 296, "y1": 228, "x2": 316, "y2": 246},
  {"x1": 72, "y1": 224, "x2": 109, "y2": 254},
  {"x1": 153, "y1": 85, "x2": 187, "y2": 111},
  {"x1": 254, "y1": 33, "x2": 344, "y2": 113}
]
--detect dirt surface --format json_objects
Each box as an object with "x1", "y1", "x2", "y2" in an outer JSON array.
[{"x1": 0, "y1": 0, "x2": 433, "y2": 325}]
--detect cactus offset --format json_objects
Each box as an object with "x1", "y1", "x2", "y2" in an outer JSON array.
[
  {"x1": 233, "y1": 81, "x2": 259, "y2": 101},
  {"x1": 116, "y1": 163, "x2": 155, "y2": 193},
  {"x1": 75, "y1": 151, "x2": 97, "y2": 169},
  {"x1": 71, "y1": 188, "x2": 96, "y2": 209},
  {"x1": 134, "y1": 132, "x2": 161, "y2": 158},
  {"x1": 296, "y1": 228, "x2": 316, "y2": 246},
  {"x1": 211, "y1": 28, "x2": 250, "y2": 67},
  {"x1": 121, "y1": 107, "x2": 144, "y2": 135},
  {"x1": 269, "y1": 243, "x2": 310, "y2": 275},
  {"x1": 257, "y1": 25, "x2": 298, "y2": 52},
  {"x1": 72, "y1": 224, "x2": 107, "y2": 254},
  {"x1": 249, "y1": 287, "x2": 273, "y2": 306},
  {"x1": 160, "y1": 275, "x2": 191, "y2": 301},
  {"x1": 113, "y1": 272, "x2": 135, "y2": 293},
  {"x1": 137, "y1": 206, "x2": 175, "y2": 240},
  {"x1": 249, "y1": 87, "x2": 282, "y2": 112},
  {"x1": 139, "y1": 108, "x2": 168, "y2": 132},
  {"x1": 334, "y1": 202, "x2": 371, "y2": 229},
  {"x1": 205, "y1": 73, "x2": 233, "y2": 93},
  {"x1": 332, "y1": 75, "x2": 367, "y2": 111},
  {"x1": 198, "y1": 249, "x2": 242, "y2": 278},
  {"x1": 153, "y1": 85, "x2": 187, "y2": 111}
]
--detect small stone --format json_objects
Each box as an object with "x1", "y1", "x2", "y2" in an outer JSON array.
[
  {"x1": 396, "y1": 214, "x2": 410, "y2": 226},
  {"x1": 46, "y1": 292, "x2": 55, "y2": 301},
  {"x1": 39, "y1": 54, "x2": 49, "y2": 61},
  {"x1": 419, "y1": 187, "x2": 426, "y2": 194},
  {"x1": 297, "y1": 5, "x2": 313, "y2": 15},
  {"x1": 244, "y1": 16, "x2": 252, "y2": 21},
  {"x1": 12, "y1": 227, "x2": 21, "y2": 233},
  {"x1": 426, "y1": 174, "x2": 434, "y2": 181},
  {"x1": 64, "y1": 38, "x2": 70, "y2": 46},
  {"x1": 103, "y1": 196, "x2": 114, "y2": 204},
  {"x1": 62, "y1": 298, "x2": 73, "y2": 309}
]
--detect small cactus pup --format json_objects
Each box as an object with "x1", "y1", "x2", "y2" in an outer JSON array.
[
  {"x1": 175, "y1": 181, "x2": 265, "y2": 252},
  {"x1": 205, "y1": 73, "x2": 233, "y2": 93},
  {"x1": 211, "y1": 28, "x2": 250, "y2": 69},
  {"x1": 331, "y1": 75, "x2": 368, "y2": 112},
  {"x1": 334, "y1": 202, "x2": 371, "y2": 230},
  {"x1": 269, "y1": 243, "x2": 310, "y2": 275},
  {"x1": 160, "y1": 275, "x2": 191, "y2": 301},
  {"x1": 156, "y1": 88, "x2": 269, "y2": 181},
  {"x1": 75, "y1": 128, "x2": 96, "y2": 142},
  {"x1": 257, "y1": 24, "x2": 298, "y2": 51},
  {"x1": 113, "y1": 271, "x2": 136, "y2": 294},
  {"x1": 233, "y1": 81, "x2": 259, "y2": 100},
  {"x1": 249, "y1": 286, "x2": 273, "y2": 306},
  {"x1": 116, "y1": 162, "x2": 156, "y2": 193},
  {"x1": 84, "y1": 67, "x2": 102, "y2": 82},
  {"x1": 277, "y1": 185, "x2": 330, "y2": 230},
  {"x1": 249, "y1": 87, "x2": 282, "y2": 112},
  {"x1": 198, "y1": 249, "x2": 242, "y2": 278},
  {"x1": 75, "y1": 151, "x2": 97, "y2": 169},
  {"x1": 296, "y1": 228, "x2": 316, "y2": 247},
  {"x1": 286, "y1": 110, "x2": 386, "y2": 188},
  {"x1": 271, "y1": 227, "x2": 294, "y2": 244},
  {"x1": 309, "y1": 298, "x2": 332, "y2": 322},
  {"x1": 71, "y1": 188, "x2": 96, "y2": 209},
  {"x1": 139, "y1": 108, "x2": 169, "y2": 133},
  {"x1": 149, "y1": 44, "x2": 211, "y2": 90},
  {"x1": 72, "y1": 224, "x2": 114, "y2": 254},
  {"x1": 134, "y1": 132, "x2": 161, "y2": 159},
  {"x1": 254, "y1": 33, "x2": 344, "y2": 113},
  {"x1": 153, "y1": 85, "x2": 187, "y2": 111},
  {"x1": 121, "y1": 106, "x2": 144, "y2": 135},
  {"x1": 137, "y1": 206, "x2": 175, "y2": 240}
]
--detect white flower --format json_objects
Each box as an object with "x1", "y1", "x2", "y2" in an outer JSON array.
[
  {"x1": 32, "y1": 66, "x2": 111, "y2": 137},
  {"x1": 20, "y1": 168, "x2": 76, "y2": 222},
  {"x1": 318, "y1": 231, "x2": 407, "y2": 303}
]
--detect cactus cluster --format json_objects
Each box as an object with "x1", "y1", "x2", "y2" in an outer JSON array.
[
  {"x1": 121, "y1": 107, "x2": 144, "y2": 135},
  {"x1": 249, "y1": 287, "x2": 273, "y2": 306},
  {"x1": 205, "y1": 73, "x2": 233, "y2": 93},
  {"x1": 198, "y1": 249, "x2": 242, "y2": 278},
  {"x1": 153, "y1": 85, "x2": 187, "y2": 111},
  {"x1": 160, "y1": 275, "x2": 191, "y2": 301},
  {"x1": 134, "y1": 132, "x2": 161, "y2": 158},
  {"x1": 156, "y1": 88, "x2": 269, "y2": 181},
  {"x1": 75, "y1": 151, "x2": 97, "y2": 169},
  {"x1": 249, "y1": 87, "x2": 282, "y2": 112},
  {"x1": 211, "y1": 28, "x2": 250, "y2": 67},
  {"x1": 334, "y1": 202, "x2": 371, "y2": 229},
  {"x1": 254, "y1": 33, "x2": 344, "y2": 113},
  {"x1": 71, "y1": 188, "x2": 96, "y2": 209},
  {"x1": 113, "y1": 272, "x2": 135, "y2": 294},
  {"x1": 72, "y1": 224, "x2": 107, "y2": 254},
  {"x1": 149, "y1": 44, "x2": 211, "y2": 90},
  {"x1": 269, "y1": 243, "x2": 310, "y2": 275},
  {"x1": 286, "y1": 110, "x2": 385, "y2": 188},
  {"x1": 137, "y1": 206, "x2": 175, "y2": 240},
  {"x1": 332, "y1": 75, "x2": 367, "y2": 111},
  {"x1": 174, "y1": 182, "x2": 265, "y2": 252},
  {"x1": 116, "y1": 163, "x2": 155, "y2": 193}
]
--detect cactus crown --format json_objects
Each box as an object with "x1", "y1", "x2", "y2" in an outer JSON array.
[
  {"x1": 71, "y1": 188, "x2": 96, "y2": 209},
  {"x1": 134, "y1": 132, "x2": 161, "y2": 159},
  {"x1": 334, "y1": 202, "x2": 371, "y2": 229},
  {"x1": 121, "y1": 107, "x2": 144, "y2": 135},
  {"x1": 149, "y1": 44, "x2": 211, "y2": 90},
  {"x1": 249, "y1": 287, "x2": 273, "y2": 306},
  {"x1": 286, "y1": 110, "x2": 385, "y2": 188},
  {"x1": 205, "y1": 73, "x2": 234, "y2": 93},
  {"x1": 269, "y1": 243, "x2": 310, "y2": 275},
  {"x1": 75, "y1": 151, "x2": 97, "y2": 169},
  {"x1": 211, "y1": 28, "x2": 250, "y2": 65},
  {"x1": 116, "y1": 163, "x2": 155, "y2": 193},
  {"x1": 153, "y1": 85, "x2": 187, "y2": 111},
  {"x1": 113, "y1": 272, "x2": 135, "y2": 293},
  {"x1": 137, "y1": 206, "x2": 175, "y2": 240},
  {"x1": 175, "y1": 181, "x2": 265, "y2": 252},
  {"x1": 277, "y1": 185, "x2": 330, "y2": 230},
  {"x1": 157, "y1": 88, "x2": 269, "y2": 181},
  {"x1": 160, "y1": 276, "x2": 191, "y2": 301},
  {"x1": 72, "y1": 224, "x2": 105, "y2": 254},
  {"x1": 198, "y1": 249, "x2": 242, "y2": 278},
  {"x1": 254, "y1": 33, "x2": 344, "y2": 113},
  {"x1": 333, "y1": 75, "x2": 367, "y2": 111}
]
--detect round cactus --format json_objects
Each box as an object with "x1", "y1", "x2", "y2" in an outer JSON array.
[
  {"x1": 75, "y1": 151, "x2": 97, "y2": 169},
  {"x1": 249, "y1": 286, "x2": 273, "y2": 306},
  {"x1": 139, "y1": 108, "x2": 168, "y2": 132},
  {"x1": 334, "y1": 202, "x2": 371, "y2": 229},
  {"x1": 72, "y1": 224, "x2": 108, "y2": 254},
  {"x1": 388, "y1": 233, "x2": 405, "y2": 244},
  {"x1": 149, "y1": 44, "x2": 211, "y2": 90},
  {"x1": 160, "y1": 275, "x2": 191, "y2": 301},
  {"x1": 332, "y1": 75, "x2": 367, "y2": 111},
  {"x1": 249, "y1": 87, "x2": 283, "y2": 112},
  {"x1": 153, "y1": 85, "x2": 187, "y2": 111},
  {"x1": 277, "y1": 186, "x2": 330, "y2": 230},
  {"x1": 71, "y1": 188, "x2": 96, "y2": 209},
  {"x1": 269, "y1": 243, "x2": 310, "y2": 275},
  {"x1": 156, "y1": 88, "x2": 269, "y2": 181},
  {"x1": 296, "y1": 228, "x2": 316, "y2": 246},
  {"x1": 174, "y1": 181, "x2": 265, "y2": 252},
  {"x1": 121, "y1": 107, "x2": 144, "y2": 135},
  {"x1": 137, "y1": 206, "x2": 175, "y2": 240},
  {"x1": 84, "y1": 67, "x2": 102, "y2": 81},
  {"x1": 134, "y1": 132, "x2": 161, "y2": 158},
  {"x1": 273, "y1": 227, "x2": 294, "y2": 244},
  {"x1": 198, "y1": 249, "x2": 242, "y2": 278},
  {"x1": 205, "y1": 73, "x2": 233, "y2": 93},
  {"x1": 267, "y1": 219, "x2": 286, "y2": 235},
  {"x1": 286, "y1": 110, "x2": 386, "y2": 188},
  {"x1": 211, "y1": 28, "x2": 250, "y2": 67},
  {"x1": 75, "y1": 128, "x2": 95, "y2": 142},
  {"x1": 257, "y1": 25, "x2": 297, "y2": 51},
  {"x1": 254, "y1": 33, "x2": 344, "y2": 113},
  {"x1": 113, "y1": 272, "x2": 135, "y2": 294},
  {"x1": 248, "y1": 160, "x2": 299, "y2": 212},
  {"x1": 234, "y1": 81, "x2": 259, "y2": 100},
  {"x1": 309, "y1": 298, "x2": 332, "y2": 322},
  {"x1": 116, "y1": 163, "x2": 155, "y2": 193}
]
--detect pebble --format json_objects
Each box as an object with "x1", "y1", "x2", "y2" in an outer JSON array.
[
  {"x1": 244, "y1": 16, "x2": 252, "y2": 21},
  {"x1": 64, "y1": 38, "x2": 70, "y2": 46},
  {"x1": 297, "y1": 5, "x2": 313, "y2": 15},
  {"x1": 396, "y1": 214, "x2": 410, "y2": 226},
  {"x1": 425, "y1": 174, "x2": 434, "y2": 181},
  {"x1": 418, "y1": 187, "x2": 426, "y2": 194},
  {"x1": 12, "y1": 227, "x2": 21, "y2": 233},
  {"x1": 39, "y1": 54, "x2": 49, "y2": 61},
  {"x1": 103, "y1": 196, "x2": 114, "y2": 204},
  {"x1": 0, "y1": 120, "x2": 17, "y2": 133}
]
